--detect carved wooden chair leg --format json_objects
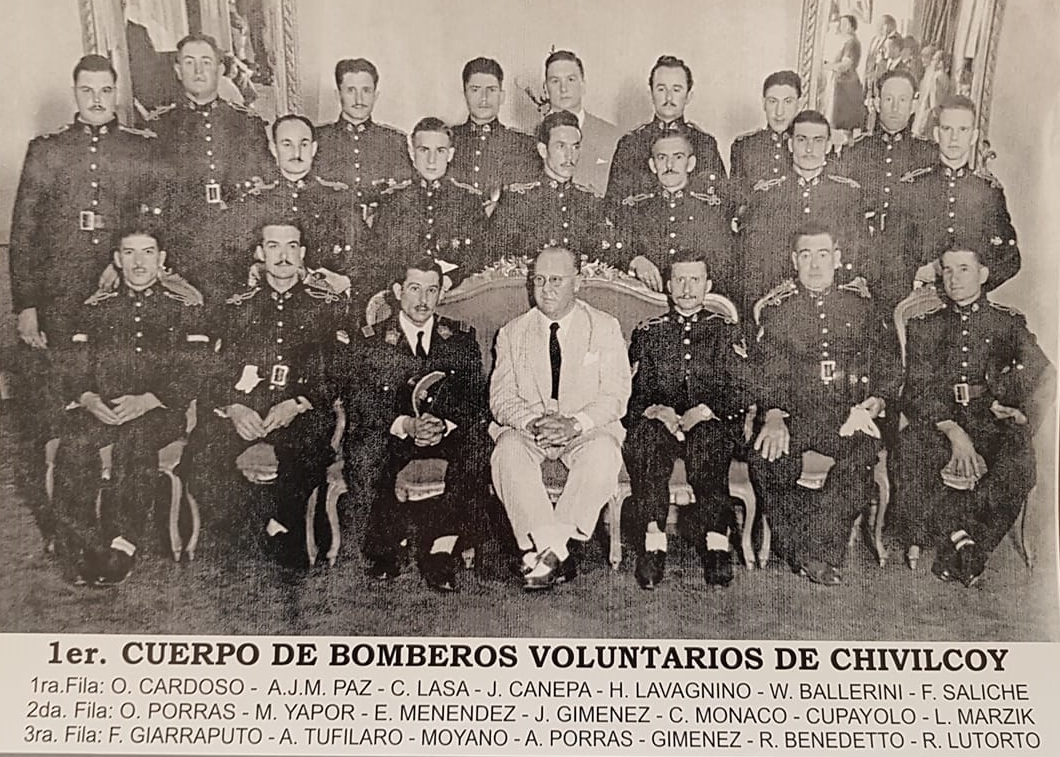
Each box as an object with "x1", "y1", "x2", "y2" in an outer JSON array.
[
  {"x1": 872, "y1": 454, "x2": 890, "y2": 567},
  {"x1": 324, "y1": 471, "x2": 345, "y2": 567},
  {"x1": 184, "y1": 490, "x2": 200, "y2": 561},
  {"x1": 606, "y1": 494, "x2": 623, "y2": 570},
  {"x1": 757, "y1": 517, "x2": 772, "y2": 569},
  {"x1": 1011, "y1": 498, "x2": 1032, "y2": 570},
  {"x1": 305, "y1": 488, "x2": 320, "y2": 567}
]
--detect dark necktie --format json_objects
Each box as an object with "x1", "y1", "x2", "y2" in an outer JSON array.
[
  {"x1": 415, "y1": 330, "x2": 428, "y2": 359},
  {"x1": 549, "y1": 322, "x2": 562, "y2": 401}
]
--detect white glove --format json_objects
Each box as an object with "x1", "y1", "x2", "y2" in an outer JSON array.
[{"x1": 839, "y1": 404, "x2": 881, "y2": 438}]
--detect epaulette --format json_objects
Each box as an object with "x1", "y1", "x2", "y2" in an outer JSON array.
[
  {"x1": 826, "y1": 174, "x2": 861, "y2": 189},
  {"x1": 380, "y1": 179, "x2": 413, "y2": 196},
  {"x1": 573, "y1": 182, "x2": 602, "y2": 198},
  {"x1": 375, "y1": 121, "x2": 406, "y2": 136},
  {"x1": 752, "y1": 176, "x2": 787, "y2": 192},
  {"x1": 622, "y1": 192, "x2": 654, "y2": 207},
  {"x1": 988, "y1": 300, "x2": 1024, "y2": 317},
  {"x1": 848, "y1": 131, "x2": 872, "y2": 146},
  {"x1": 631, "y1": 121, "x2": 654, "y2": 133},
  {"x1": 753, "y1": 279, "x2": 798, "y2": 325},
  {"x1": 505, "y1": 181, "x2": 540, "y2": 195},
  {"x1": 84, "y1": 290, "x2": 119, "y2": 306},
  {"x1": 145, "y1": 102, "x2": 177, "y2": 121},
  {"x1": 315, "y1": 176, "x2": 350, "y2": 191},
  {"x1": 304, "y1": 277, "x2": 341, "y2": 302},
  {"x1": 161, "y1": 273, "x2": 205, "y2": 306},
  {"x1": 974, "y1": 165, "x2": 1003, "y2": 188},
  {"x1": 732, "y1": 127, "x2": 761, "y2": 143},
  {"x1": 689, "y1": 190, "x2": 722, "y2": 206},
  {"x1": 242, "y1": 176, "x2": 279, "y2": 196},
  {"x1": 226, "y1": 286, "x2": 260, "y2": 306},
  {"x1": 39, "y1": 124, "x2": 72, "y2": 140},
  {"x1": 637, "y1": 314, "x2": 670, "y2": 331},
  {"x1": 838, "y1": 276, "x2": 871, "y2": 299},
  {"x1": 449, "y1": 177, "x2": 483, "y2": 195},
  {"x1": 899, "y1": 166, "x2": 934, "y2": 183},
  {"x1": 119, "y1": 124, "x2": 157, "y2": 139},
  {"x1": 227, "y1": 100, "x2": 255, "y2": 115},
  {"x1": 684, "y1": 120, "x2": 710, "y2": 136}
]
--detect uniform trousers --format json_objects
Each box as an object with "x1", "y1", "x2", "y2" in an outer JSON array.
[
  {"x1": 346, "y1": 426, "x2": 491, "y2": 565},
  {"x1": 623, "y1": 418, "x2": 743, "y2": 551},
  {"x1": 892, "y1": 410, "x2": 1034, "y2": 554},
  {"x1": 491, "y1": 426, "x2": 623, "y2": 554},
  {"x1": 185, "y1": 408, "x2": 335, "y2": 550},
  {"x1": 52, "y1": 408, "x2": 182, "y2": 565},
  {"x1": 749, "y1": 415, "x2": 879, "y2": 569}
]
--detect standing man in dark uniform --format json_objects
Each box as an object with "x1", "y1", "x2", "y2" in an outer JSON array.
[
  {"x1": 606, "y1": 55, "x2": 726, "y2": 209},
  {"x1": 189, "y1": 221, "x2": 344, "y2": 567},
  {"x1": 623, "y1": 251, "x2": 749, "y2": 589},
  {"x1": 339, "y1": 257, "x2": 490, "y2": 592},
  {"x1": 833, "y1": 69, "x2": 935, "y2": 308},
  {"x1": 51, "y1": 218, "x2": 211, "y2": 586},
  {"x1": 148, "y1": 33, "x2": 270, "y2": 301},
  {"x1": 449, "y1": 57, "x2": 538, "y2": 197},
  {"x1": 315, "y1": 58, "x2": 411, "y2": 211},
  {"x1": 373, "y1": 117, "x2": 489, "y2": 286},
  {"x1": 892, "y1": 96, "x2": 1021, "y2": 294},
  {"x1": 749, "y1": 223, "x2": 900, "y2": 585},
  {"x1": 9, "y1": 54, "x2": 160, "y2": 548},
  {"x1": 235, "y1": 114, "x2": 372, "y2": 303},
  {"x1": 729, "y1": 71, "x2": 802, "y2": 210},
  {"x1": 735, "y1": 110, "x2": 873, "y2": 318},
  {"x1": 615, "y1": 127, "x2": 735, "y2": 296},
  {"x1": 892, "y1": 245, "x2": 1052, "y2": 586},
  {"x1": 491, "y1": 111, "x2": 621, "y2": 264}
]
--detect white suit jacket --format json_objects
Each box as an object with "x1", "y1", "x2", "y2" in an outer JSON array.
[{"x1": 490, "y1": 300, "x2": 631, "y2": 443}]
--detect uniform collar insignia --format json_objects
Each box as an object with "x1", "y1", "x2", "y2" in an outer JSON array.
[
  {"x1": 472, "y1": 120, "x2": 496, "y2": 133},
  {"x1": 881, "y1": 129, "x2": 905, "y2": 143},
  {"x1": 419, "y1": 178, "x2": 441, "y2": 190},
  {"x1": 942, "y1": 163, "x2": 969, "y2": 179},
  {"x1": 663, "y1": 188, "x2": 684, "y2": 200},
  {"x1": 770, "y1": 130, "x2": 784, "y2": 143},
  {"x1": 269, "y1": 288, "x2": 295, "y2": 302},
  {"x1": 78, "y1": 119, "x2": 115, "y2": 136},
  {"x1": 796, "y1": 174, "x2": 821, "y2": 187},
  {"x1": 185, "y1": 96, "x2": 218, "y2": 112},
  {"x1": 654, "y1": 116, "x2": 684, "y2": 131},
  {"x1": 126, "y1": 284, "x2": 156, "y2": 298},
  {"x1": 675, "y1": 310, "x2": 700, "y2": 324}
]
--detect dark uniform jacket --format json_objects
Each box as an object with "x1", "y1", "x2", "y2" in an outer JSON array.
[
  {"x1": 736, "y1": 168, "x2": 873, "y2": 311},
  {"x1": 449, "y1": 119, "x2": 538, "y2": 195},
  {"x1": 233, "y1": 171, "x2": 373, "y2": 275},
  {"x1": 491, "y1": 173, "x2": 621, "y2": 264},
  {"x1": 55, "y1": 281, "x2": 212, "y2": 412},
  {"x1": 892, "y1": 162, "x2": 1020, "y2": 290},
  {"x1": 606, "y1": 117, "x2": 726, "y2": 208},
  {"x1": 373, "y1": 176, "x2": 489, "y2": 282},
  {"x1": 348, "y1": 313, "x2": 489, "y2": 437},
  {"x1": 614, "y1": 186, "x2": 735, "y2": 292},
  {"x1": 210, "y1": 280, "x2": 345, "y2": 416},
  {"x1": 149, "y1": 96, "x2": 270, "y2": 211},
  {"x1": 728, "y1": 127, "x2": 790, "y2": 208},
  {"x1": 751, "y1": 279, "x2": 901, "y2": 423},
  {"x1": 315, "y1": 117, "x2": 412, "y2": 207},
  {"x1": 9, "y1": 118, "x2": 159, "y2": 328},
  {"x1": 626, "y1": 305, "x2": 749, "y2": 424},
  {"x1": 902, "y1": 295, "x2": 1052, "y2": 432}
]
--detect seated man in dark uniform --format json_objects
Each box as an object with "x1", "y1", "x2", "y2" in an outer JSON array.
[
  {"x1": 188, "y1": 220, "x2": 345, "y2": 567},
  {"x1": 893, "y1": 244, "x2": 1053, "y2": 586},
  {"x1": 749, "y1": 222, "x2": 900, "y2": 585},
  {"x1": 52, "y1": 218, "x2": 211, "y2": 586},
  {"x1": 623, "y1": 250, "x2": 749, "y2": 589},
  {"x1": 339, "y1": 257, "x2": 490, "y2": 592}
]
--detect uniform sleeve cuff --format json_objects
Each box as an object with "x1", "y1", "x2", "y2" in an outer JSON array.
[{"x1": 390, "y1": 415, "x2": 413, "y2": 438}]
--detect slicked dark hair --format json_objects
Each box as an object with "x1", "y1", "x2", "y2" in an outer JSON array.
[
  {"x1": 411, "y1": 116, "x2": 453, "y2": 144},
  {"x1": 396, "y1": 255, "x2": 445, "y2": 286},
  {"x1": 73, "y1": 54, "x2": 116, "y2": 83},
  {"x1": 762, "y1": 70, "x2": 802, "y2": 98},
  {"x1": 878, "y1": 68, "x2": 920, "y2": 96},
  {"x1": 462, "y1": 57, "x2": 504, "y2": 87},
  {"x1": 649, "y1": 55, "x2": 693, "y2": 91},
  {"x1": 791, "y1": 220, "x2": 836, "y2": 250},
  {"x1": 176, "y1": 33, "x2": 222, "y2": 58},
  {"x1": 544, "y1": 50, "x2": 584, "y2": 78},
  {"x1": 271, "y1": 113, "x2": 316, "y2": 144},
  {"x1": 334, "y1": 58, "x2": 379, "y2": 89},
  {"x1": 791, "y1": 109, "x2": 831, "y2": 138},
  {"x1": 536, "y1": 110, "x2": 580, "y2": 145}
]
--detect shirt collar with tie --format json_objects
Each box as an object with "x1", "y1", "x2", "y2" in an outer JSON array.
[
  {"x1": 536, "y1": 305, "x2": 577, "y2": 346},
  {"x1": 398, "y1": 311, "x2": 434, "y2": 354}
]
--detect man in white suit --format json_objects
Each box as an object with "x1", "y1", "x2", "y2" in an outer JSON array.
[
  {"x1": 543, "y1": 50, "x2": 621, "y2": 196},
  {"x1": 490, "y1": 246, "x2": 632, "y2": 590}
]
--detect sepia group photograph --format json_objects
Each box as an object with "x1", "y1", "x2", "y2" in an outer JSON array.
[{"x1": 0, "y1": 0, "x2": 1057, "y2": 650}]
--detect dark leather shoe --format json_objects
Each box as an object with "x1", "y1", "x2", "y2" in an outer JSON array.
[
  {"x1": 954, "y1": 544, "x2": 987, "y2": 588},
  {"x1": 931, "y1": 547, "x2": 957, "y2": 582},
  {"x1": 366, "y1": 556, "x2": 400, "y2": 580},
  {"x1": 422, "y1": 552, "x2": 458, "y2": 593},
  {"x1": 509, "y1": 550, "x2": 536, "y2": 579},
  {"x1": 702, "y1": 549, "x2": 734, "y2": 587},
  {"x1": 635, "y1": 550, "x2": 666, "y2": 590},
  {"x1": 798, "y1": 559, "x2": 841, "y2": 586},
  {"x1": 523, "y1": 549, "x2": 565, "y2": 591},
  {"x1": 93, "y1": 549, "x2": 135, "y2": 588}
]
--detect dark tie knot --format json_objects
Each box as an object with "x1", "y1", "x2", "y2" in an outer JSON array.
[{"x1": 550, "y1": 322, "x2": 560, "y2": 335}]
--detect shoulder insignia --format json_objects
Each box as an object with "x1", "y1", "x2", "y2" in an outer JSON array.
[
  {"x1": 145, "y1": 102, "x2": 177, "y2": 121},
  {"x1": 314, "y1": 176, "x2": 350, "y2": 191},
  {"x1": 753, "y1": 279, "x2": 798, "y2": 325},
  {"x1": 621, "y1": 192, "x2": 654, "y2": 207},
  {"x1": 449, "y1": 177, "x2": 483, "y2": 195},
  {"x1": 227, "y1": 100, "x2": 253, "y2": 115},
  {"x1": 118, "y1": 124, "x2": 156, "y2": 139},
  {"x1": 732, "y1": 127, "x2": 761, "y2": 142},
  {"x1": 375, "y1": 121, "x2": 406, "y2": 136},
  {"x1": 974, "y1": 165, "x2": 1003, "y2": 188},
  {"x1": 504, "y1": 181, "x2": 540, "y2": 195},
  {"x1": 631, "y1": 121, "x2": 654, "y2": 133},
  {"x1": 849, "y1": 131, "x2": 872, "y2": 146},
  {"x1": 83, "y1": 290, "x2": 118, "y2": 306},
  {"x1": 573, "y1": 181, "x2": 602, "y2": 198},
  {"x1": 702, "y1": 293, "x2": 739, "y2": 324},
  {"x1": 40, "y1": 124, "x2": 72, "y2": 140},
  {"x1": 826, "y1": 174, "x2": 861, "y2": 189},
  {"x1": 689, "y1": 190, "x2": 722, "y2": 206},
  {"x1": 838, "y1": 276, "x2": 871, "y2": 299},
  {"x1": 242, "y1": 176, "x2": 279, "y2": 196},
  {"x1": 637, "y1": 314, "x2": 670, "y2": 331},
  {"x1": 684, "y1": 120, "x2": 711, "y2": 137},
  {"x1": 304, "y1": 278, "x2": 341, "y2": 302},
  {"x1": 380, "y1": 179, "x2": 413, "y2": 196},
  {"x1": 753, "y1": 176, "x2": 787, "y2": 192},
  {"x1": 361, "y1": 324, "x2": 376, "y2": 338},
  {"x1": 160, "y1": 272, "x2": 204, "y2": 306},
  {"x1": 225, "y1": 287, "x2": 260, "y2": 306},
  {"x1": 899, "y1": 166, "x2": 934, "y2": 183},
  {"x1": 988, "y1": 300, "x2": 1024, "y2": 317}
]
